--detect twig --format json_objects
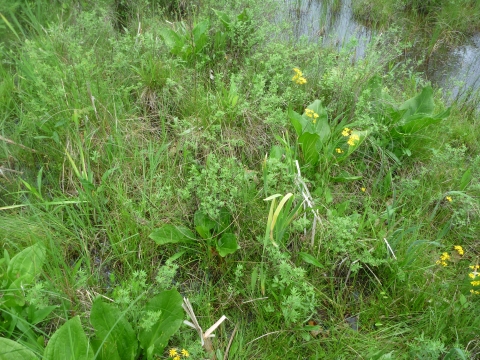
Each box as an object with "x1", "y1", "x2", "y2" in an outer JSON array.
[
  {"x1": 383, "y1": 238, "x2": 397, "y2": 260},
  {"x1": 0, "y1": 135, "x2": 37, "y2": 152},
  {"x1": 245, "y1": 330, "x2": 284, "y2": 346},
  {"x1": 294, "y1": 160, "x2": 323, "y2": 247},
  {"x1": 224, "y1": 324, "x2": 238, "y2": 360},
  {"x1": 241, "y1": 297, "x2": 268, "y2": 304}
]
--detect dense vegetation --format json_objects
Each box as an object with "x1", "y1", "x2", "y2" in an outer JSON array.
[{"x1": 1, "y1": 0, "x2": 479, "y2": 359}]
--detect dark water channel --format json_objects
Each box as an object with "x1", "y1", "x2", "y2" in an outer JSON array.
[{"x1": 281, "y1": 0, "x2": 480, "y2": 105}]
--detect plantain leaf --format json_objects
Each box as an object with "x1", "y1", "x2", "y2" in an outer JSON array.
[
  {"x1": 6, "y1": 243, "x2": 46, "y2": 306},
  {"x1": 7, "y1": 243, "x2": 45, "y2": 285},
  {"x1": 44, "y1": 316, "x2": 94, "y2": 360},
  {"x1": 216, "y1": 233, "x2": 240, "y2": 257},
  {"x1": 298, "y1": 252, "x2": 324, "y2": 269},
  {"x1": 0, "y1": 338, "x2": 38, "y2": 360},
  {"x1": 298, "y1": 132, "x2": 320, "y2": 167},
  {"x1": 91, "y1": 299, "x2": 138, "y2": 360},
  {"x1": 138, "y1": 289, "x2": 184, "y2": 360},
  {"x1": 149, "y1": 225, "x2": 195, "y2": 245}
]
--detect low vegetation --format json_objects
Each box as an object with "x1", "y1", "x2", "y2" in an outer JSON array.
[{"x1": 1, "y1": 0, "x2": 479, "y2": 358}]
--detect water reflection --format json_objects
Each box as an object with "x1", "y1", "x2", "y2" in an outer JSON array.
[{"x1": 281, "y1": 0, "x2": 480, "y2": 103}]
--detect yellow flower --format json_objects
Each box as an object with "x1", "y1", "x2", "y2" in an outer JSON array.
[
  {"x1": 305, "y1": 109, "x2": 319, "y2": 123},
  {"x1": 446, "y1": 196, "x2": 452, "y2": 202},
  {"x1": 181, "y1": 349, "x2": 190, "y2": 357},
  {"x1": 470, "y1": 289, "x2": 480, "y2": 295},
  {"x1": 436, "y1": 252, "x2": 450, "y2": 267},
  {"x1": 454, "y1": 245, "x2": 464, "y2": 256},
  {"x1": 174, "y1": 356, "x2": 181, "y2": 360},
  {"x1": 469, "y1": 272, "x2": 477, "y2": 279},
  {"x1": 335, "y1": 148, "x2": 343, "y2": 154},
  {"x1": 169, "y1": 348, "x2": 178, "y2": 357},
  {"x1": 342, "y1": 128, "x2": 351, "y2": 137},
  {"x1": 469, "y1": 265, "x2": 480, "y2": 270},
  {"x1": 347, "y1": 134, "x2": 360, "y2": 146},
  {"x1": 361, "y1": 187, "x2": 366, "y2": 192},
  {"x1": 292, "y1": 68, "x2": 307, "y2": 85},
  {"x1": 471, "y1": 280, "x2": 480, "y2": 286}
]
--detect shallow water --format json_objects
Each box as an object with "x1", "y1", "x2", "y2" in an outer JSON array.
[{"x1": 280, "y1": 0, "x2": 480, "y2": 104}]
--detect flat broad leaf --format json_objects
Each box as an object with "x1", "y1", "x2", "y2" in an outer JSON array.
[
  {"x1": 7, "y1": 243, "x2": 45, "y2": 285},
  {"x1": 459, "y1": 168, "x2": 472, "y2": 191},
  {"x1": 216, "y1": 233, "x2": 240, "y2": 257},
  {"x1": 44, "y1": 316, "x2": 94, "y2": 360},
  {"x1": 0, "y1": 338, "x2": 38, "y2": 360},
  {"x1": 194, "y1": 210, "x2": 215, "y2": 239},
  {"x1": 298, "y1": 252, "x2": 324, "y2": 268},
  {"x1": 149, "y1": 225, "x2": 195, "y2": 245},
  {"x1": 398, "y1": 86, "x2": 434, "y2": 119},
  {"x1": 397, "y1": 107, "x2": 450, "y2": 135},
  {"x1": 289, "y1": 108, "x2": 307, "y2": 137},
  {"x1": 298, "y1": 132, "x2": 320, "y2": 167},
  {"x1": 213, "y1": 9, "x2": 231, "y2": 31},
  {"x1": 91, "y1": 299, "x2": 137, "y2": 360},
  {"x1": 307, "y1": 100, "x2": 330, "y2": 142},
  {"x1": 139, "y1": 290, "x2": 184, "y2": 360}
]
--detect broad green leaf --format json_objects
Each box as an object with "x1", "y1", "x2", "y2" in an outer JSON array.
[
  {"x1": 0, "y1": 338, "x2": 38, "y2": 360},
  {"x1": 44, "y1": 316, "x2": 94, "y2": 360},
  {"x1": 331, "y1": 171, "x2": 362, "y2": 183},
  {"x1": 7, "y1": 243, "x2": 45, "y2": 285},
  {"x1": 214, "y1": 208, "x2": 232, "y2": 233},
  {"x1": 149, "y1": 225, "x2": 195, "y2": 245},
  {"x1": 216, "y1": 233, "x2": 240, "y2": 257},
  {"x1": 398, "y1": 86, "x2": 434, "y2": 119},
  {"x1": 194, "y1": 210, "x2": 216, "y2": 239},
  {"x1": 459, "y1": 168, "x2": 472, "y2": 191},
  {"x1": 139, "y1": 290, "x2": 184, "y2": 360},
  {"x1": 298, "y1": 132, "x2": 320, "y2": 167},
  {"x1": 213, "y1": 9, "x2": 231, "y2": 31},
  {"x1": 307, "y1": 100, "x2": 330, "y2": 142},
  {"x1": 192, "y1": 20, "x2": 209, "y2": 53},
  {"x1": 269, "y1": 145, "x2": 284, "y2": 160},
  {"x1": 237, "y1": 8, "x2": 250, "y2": 22},
  {"x1": 158, "y1": 28, "x2": 185, "y2": 56},
  {"x1": 288, "y1": 108, "x2": 307, "y2": 137},
  {"x1": 298, "y1": 252, "x2": 324, "y2": 268},
  {"x1": 400, "y1": 107, "x2": 450, "y2": 134},
  {"x1": 28, "y1": 305, "x2": 58, "y2": 325},
  {"x1": 91, "y1": 299, "x2": 137, "y2": 360}
]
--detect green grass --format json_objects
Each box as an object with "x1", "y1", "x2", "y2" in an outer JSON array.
[{"x1": 0, "y1": 0, "x2": 479, "y2": 359}]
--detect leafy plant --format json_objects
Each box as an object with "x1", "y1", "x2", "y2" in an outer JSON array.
[
  {"x1": 149, "y1": 208, "x2": 240, "y2": 257},
  {"x1": 364, "y1": 78, "x2": 451, "y2": 160},
  {"x1": 289, "y1": 99, "x2": 368, "y2": 170},
  {"x1": 0, "y1": 243, "x2": 56, "y2": 354}
]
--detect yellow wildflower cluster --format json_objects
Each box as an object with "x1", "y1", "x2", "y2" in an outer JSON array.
[
  {"x1": 335, "y1": 148, "x2": 343, "y2": 154},
  {"x1": 436, "y1": 252, "x2": 450, "y2": 267},
  {"x1": 446, "y1": 196, "x2": 452, "y2": 202},
  {"x1": 470, "y1": 265, "x2": 480, "y2": 294},
  {"x1": 454, "y1": 245, "x2": 464, "y2": 256},
  {"x1": 361, "y1": 187, "x2": 366, "y2": 192},
  {"x1": 347, "y1": 134, "x2": 360, "y2": 146},
  {"x1": 305, "y1": 108, "x2": 319, "y2": 124},
  {"x1": 292, "y1": 68, "x2": 307, "y2": 85},
  {"x1": 342, "y1": 128, "x2": 359, "y2": 146},
  {"x1": 169, "y1": 348, "x2": 190, "y2": 359}
]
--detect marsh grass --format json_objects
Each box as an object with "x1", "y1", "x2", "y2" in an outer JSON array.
[{"x1": 0, "y1": 0, "x2": 479, "y2": 358}]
